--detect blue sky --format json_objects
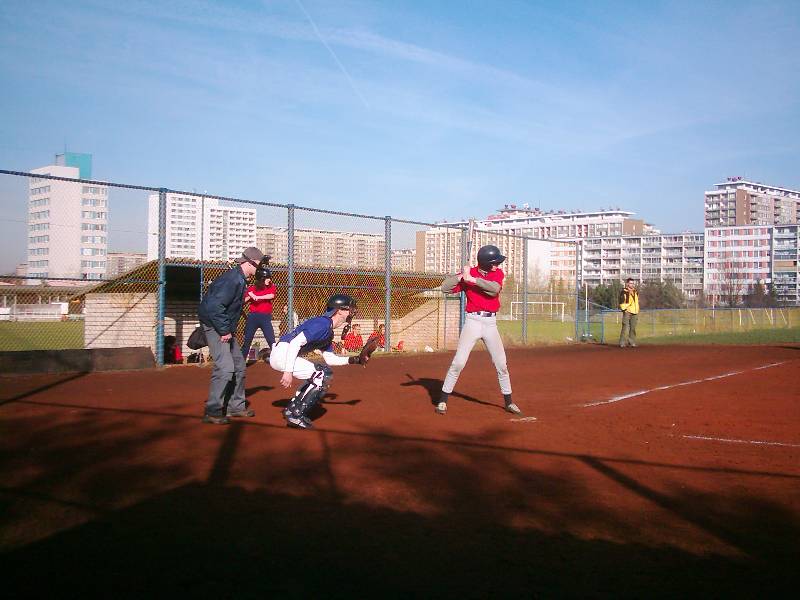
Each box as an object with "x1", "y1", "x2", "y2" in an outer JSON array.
[{"x1": 1, "y1": 0, "x2": 799, "y2": 266}]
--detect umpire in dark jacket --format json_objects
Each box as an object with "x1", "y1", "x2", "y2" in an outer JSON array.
[{"x1": 198, "y1": 246, "x2": 265, "y2": 424}]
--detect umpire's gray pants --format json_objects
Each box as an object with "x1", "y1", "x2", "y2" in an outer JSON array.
[
  {"x1": 203, "y1": 325, "x2": 247, "y2": 417},
  {"x1": 443, "y1": 313, "x2": 511, "y2": 395}
]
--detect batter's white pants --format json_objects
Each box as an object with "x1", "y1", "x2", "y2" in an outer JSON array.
[
  {"x1": 443, "y1": 313, "x2": 511, "y2": 395},
  {"x1": 269, "y1": 342, "x2": 318, "y2": 380}
]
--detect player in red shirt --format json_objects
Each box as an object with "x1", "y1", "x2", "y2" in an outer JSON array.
[
  {"x1": 342, "y1": 323, "x2": 364, "y2": 352},
  {"x1": 367, "y1": 324, "x2": 385, "y2": 349},
  {"x1": 436, "y1": 245, "x2": 521, "y2": 416},
  {"x1": 241, "y1": 264, "x2": 277, "y2": 360}
]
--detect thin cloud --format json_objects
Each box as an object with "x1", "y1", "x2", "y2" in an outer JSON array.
[{"x1": 292, "y1": 0, "x2": 370, "y2": 109}]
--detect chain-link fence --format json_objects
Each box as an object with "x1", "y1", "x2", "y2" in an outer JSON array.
[
  {"x1": 1, "y1": 168, "x2": 586, "y2": 365},
  {"x1": 582, "y1": 306, "x2": 800, "y2": 344}
]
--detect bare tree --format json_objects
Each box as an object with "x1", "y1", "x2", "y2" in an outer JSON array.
[{"x1": 718, "y1": 260, "x2": 744, "y2": 308}]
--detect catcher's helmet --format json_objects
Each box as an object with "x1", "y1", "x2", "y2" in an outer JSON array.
[
  {"x1": 325, "y1": 293, "x2": 356, "y2": 313},
  {"x1": 477, "y1": 245, "x2": 506, "y2": 270}
]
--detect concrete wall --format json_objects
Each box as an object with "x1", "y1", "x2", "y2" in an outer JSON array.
[
  {"x1": 84, "y1": 293, "x2": 460, "y2": 358},
  {"x1": 85, "y1": 292, "x2": 157, "y2": 353},
  {"x1": 395, "y1": 297, "x2": 461, "y2": 351}
]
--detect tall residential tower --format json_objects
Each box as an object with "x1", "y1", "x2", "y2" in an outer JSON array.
[{"x1": 27, "y1": 152, "x2": 108, "y2": 281}]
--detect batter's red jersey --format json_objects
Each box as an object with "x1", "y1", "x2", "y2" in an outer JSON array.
[{"x1": 449, "y1": 267, "x2": 504, "y2": 312}]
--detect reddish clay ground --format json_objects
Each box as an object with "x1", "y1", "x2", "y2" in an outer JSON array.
[{"x1": 2, "y1": 344, "x2": 799, "y2": 598}]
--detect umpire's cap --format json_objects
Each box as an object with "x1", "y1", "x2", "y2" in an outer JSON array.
[
  {"x1": 325, "y1": 293, "x2": 356, "y2": 313},
  {"x1": 237, "y1": 246, "x2": 266, "y2": 266},
  {"x1": 477, "y1": 245, "x2": 506, "y2": 270}
]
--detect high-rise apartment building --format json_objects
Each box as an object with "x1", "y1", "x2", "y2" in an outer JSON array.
[
  {"x1": 704, "y1": 226, "x2": 772, "y2": 304},
  {"x1": 106, "y1": 251, "x2": 148, "y2": 278},
  {"x1": 256, "y1": 225, "x2": 385, "y2": 269},
  {"x1": 27, "y1": 153, "x2": 108, "y2": 281},
  {"x1": 772, "y1": 225, "x2": 799, "y2": 305},
  {"x1": 147, "y1": 194, "x2": 257, "y2": 261},
  {"x1": 704, "y1": 177, "x2": 800, "y2": 227},
  {"x1": 424, "y1": 207, "x2": 651, "y2": 281},
  {"x1": 390, "y1": 249, "x2": 417, "y2": 272},
  {"x1": 580, "y1": 233, "x2": 705, "y2": 298}
]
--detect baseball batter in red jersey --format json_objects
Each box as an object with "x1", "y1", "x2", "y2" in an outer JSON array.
[{"x1": 436, "y1": 245, "x2": 521, "y2": 416}]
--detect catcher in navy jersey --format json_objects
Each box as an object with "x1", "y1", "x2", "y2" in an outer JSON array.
[{"x1": 268, "y1": 294, "x2": 379, "y2": 429}]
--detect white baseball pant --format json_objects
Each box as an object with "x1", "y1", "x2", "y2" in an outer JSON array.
[{"x1": 442, "y1": 313, "x2": 511, "y2": 395}]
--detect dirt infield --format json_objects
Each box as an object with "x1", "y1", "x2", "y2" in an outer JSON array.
[{"x1": 2, "y1": 344, "x2": 799, "y2": 598}]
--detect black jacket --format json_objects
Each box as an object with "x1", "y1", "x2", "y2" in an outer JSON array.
[{"x1": 198, "y1": 266, "x2": 247, "y2": 335}]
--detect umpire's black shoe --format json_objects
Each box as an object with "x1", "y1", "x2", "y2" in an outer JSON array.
[
  {"x1": 228, "y1": 408, "x2": 255, "y2": 418},
  {"x1": 286, "y1": 415, "x2": 313, "y2": 429},
  {"x1": 202, "y1": 414, "x2": 231, "y2": 425}
]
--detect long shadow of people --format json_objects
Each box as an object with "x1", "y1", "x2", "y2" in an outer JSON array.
[
  {"x1": 401, "y1": 374, "x2": 500, "y2": 410},
  {"x1": 245, "y1": 385, "x2": 274, "y2": 396},
  {"x1": 5, "y1": 418, "x2": 799, "y2": 598}
]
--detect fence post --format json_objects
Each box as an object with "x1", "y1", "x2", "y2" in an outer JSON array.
[
  {"x1": 522, "y1": 239, "x2": 529, "y2": 344},
  {"x1": 600, "y1": 310, "x2": 605, "y2": 343},
  {"x1": 287, "y1": 204, "x2": 295, "y2": 329},
  {"x1": 384, "y1": 216, "x2": 392, "y2": 352},
  {"x1": 155, "y1": 188, "x2": 167, "y2": 367},
  {"x1": 459, "y1": 227, "x2": 468, "y2": 332},
  {"x1": 574, "y1": 240, "x2": 581, "y2": 342},
  {"x1": 443, "y1": 294, "x2": 448, "y2": 350}
]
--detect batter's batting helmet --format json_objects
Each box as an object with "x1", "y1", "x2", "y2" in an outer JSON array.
[
  {"x1": 255, "y1": 266, "x2": 272, "y2": 280},
  {"x1": 477, "y1": 245, "x2": 506, "y2": 270},
  {"x1": 325, "y1": 293, "x2": 356, "y2": 313}
]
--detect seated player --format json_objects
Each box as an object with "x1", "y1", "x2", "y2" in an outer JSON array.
[
  {"x1": 367, "y1": 323, "x2": 385, "y2": 350},
  {"x1": 268, "y1": 294, "x2": 379, "y2": 429},
  {"x1": 342, "y1": 323, "x2": 364, "y2": 352}
]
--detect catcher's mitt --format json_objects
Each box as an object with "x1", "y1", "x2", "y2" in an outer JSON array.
[{"x1": 349, "y1": 336, "x2": 381, "y2": 366}]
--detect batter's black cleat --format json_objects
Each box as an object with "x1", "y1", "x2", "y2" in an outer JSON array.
[
  {"x1": 435, "y1": 401, "x2": 447, "y2": 415},
  {"x1": 505, "y1": 402, "x2": 522, "y2": 415},
  {"x1": 286, "y1": 415, "x2": 313, "y2": 429}
]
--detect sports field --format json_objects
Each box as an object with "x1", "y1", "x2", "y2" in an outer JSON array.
[
  {"x1": 0, "y1": 321, "x2": 84, "y2": 351},
  {"x1": 2, "y1": 345, "x2": 798, "y2": 597}
]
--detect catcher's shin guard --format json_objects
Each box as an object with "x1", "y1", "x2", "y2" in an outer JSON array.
[
  {"x1": 285, "y1": 364, "x2": 333, "y2": 419},
  {"x1": 285, "y1": 381, "x2": 312, "y2": 418}
]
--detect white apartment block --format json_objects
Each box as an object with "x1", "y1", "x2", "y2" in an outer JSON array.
[
  {"x1": 771, "y1": 225, "x2": 799, "y2": 305},
  {"x1": 424, "y1": 207, "x2": 650, "y2": 282},
  {"x1": 147, "y1": 194, "x2": 256, "y2": 261},
  {"x1": 256, "y1": 225, "x2": 385, "y2": 270},
  {"x1": 705, "y1": 177, "x2": 800, "y2": 227},
  {"x1": 704, "y1": 226, "x2": 772, "y2": 304},
  {"x1": 580, "y1": 233, "x2": 705, "y2": 298},
  {"x1": 391, "y1": 249, "x2": 417, "y2": 272},
  {"x1": 27, "y1": 156, "x2": 108, "y2": 281},
  {"x1": 106, "y1": 251, "x2": 148, "y2": 278}
]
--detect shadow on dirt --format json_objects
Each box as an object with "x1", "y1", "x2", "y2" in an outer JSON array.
[{"x1": 3, "y1": 409, "x2": 798, "y2": 598}]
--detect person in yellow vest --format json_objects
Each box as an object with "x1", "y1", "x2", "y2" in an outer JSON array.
[{"x1": 618, "y1": 278, "x2": 640, "y2": 348}]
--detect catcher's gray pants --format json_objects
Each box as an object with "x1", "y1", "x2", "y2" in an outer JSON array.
[
  {"x1": 442, "y1": 312, "x2": 511, "y2": 395},
  {"x1": 619, "y1": 312, "x2": 638, "y2": 347},
  {"x1": 203, "y1": 325, "x2": 247, "y2": 417}
]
